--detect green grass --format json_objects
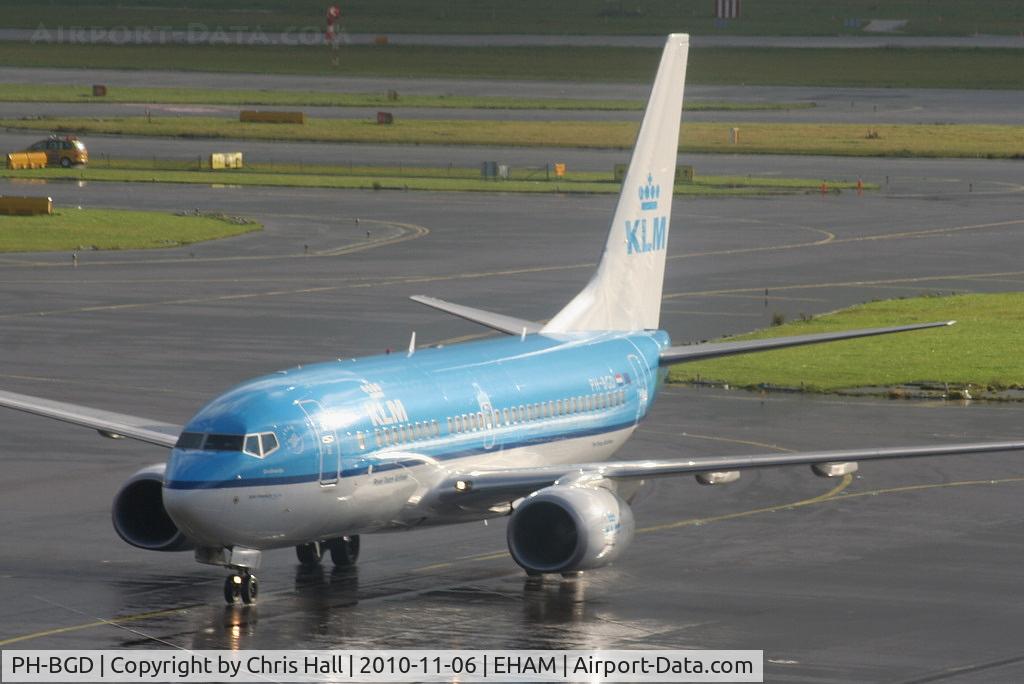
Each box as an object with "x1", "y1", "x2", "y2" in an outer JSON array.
[
  {"x1": 0, "y1": 161, "x2": 871, "y2": 196},
  {"x1": 5, "y1": 117, "x2": 1022, "y2": 158},
  {"x1": 1, "y1": 43, "x2": 1022, "y2": 88},
  {"x1": 0, "y1": 208, "x2": 259, "y2": 251},
  {"x1": 669, "y1": 294, "x2": 1024, "y2": 392},
  {"x1": 3, "y1": 1, "x2": 1022, "y2": 35},
  {"x1": 0, "y1": 84, "x2": 813, "y2": 113}
]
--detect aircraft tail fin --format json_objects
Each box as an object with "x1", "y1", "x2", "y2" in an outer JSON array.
[{"x1": 542, "y1": 33, "x2": 689, "y2": 333}]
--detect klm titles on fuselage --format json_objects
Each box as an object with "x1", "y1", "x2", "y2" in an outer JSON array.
[
  {"x1": 626, "y1": 173, "x2": 668, "y2": 255},
  {"x1": 365, "y1": 398, "x2": 409, "y2": 427}
]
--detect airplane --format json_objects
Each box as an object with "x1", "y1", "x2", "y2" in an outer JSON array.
[{"x1": 2, "y1": 33, "x2": 1023, "y2": 605}]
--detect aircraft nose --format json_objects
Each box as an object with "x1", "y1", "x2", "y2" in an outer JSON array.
[{"x1": 162, "y1": 482, "x2": 233, "y2": 547}]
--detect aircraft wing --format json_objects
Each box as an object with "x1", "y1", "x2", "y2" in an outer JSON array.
[
  {"x1": 0, "y1": 389, "x2": 181, "y2": 448},
  {"x1": 410, "y1": 295, "x2": 543, "y2": 335},
  {"x1": 660, "y1": 320, "x2": 954, "y2": 364},
  {"x1": 434, "y1": 439, "x2": 1024, "y2": 509}
]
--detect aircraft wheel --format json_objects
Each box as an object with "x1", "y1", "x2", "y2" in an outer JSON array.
[
  {"x1": 240, "y1": 573, "x2": 258, "y2": 604},
  {"x1": 329, "y1": 535, "x2": 360, "y2": 567},
  {"x1": 295, "y1": 542, "x2": 322, "y2": 567},
  {"x1": 224, "y1": 574, "x2": 241, "y2": 604}
]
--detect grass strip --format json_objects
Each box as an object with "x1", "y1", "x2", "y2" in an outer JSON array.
[
  {"x1": 0, "y1": 163, "x2": 870, "y2": 196},
  {"x1": 0, "y1": 43, "x2": 1022, "y2": 89},
  {"x1": 0, "y1": 84, "x2": 813, "y2": 113},
  {"x1": 669, "y1": 293, "x2": 1024, "y2": 392},
  {"x1": 0, "y1": 208, "x2": 259, "y2": 251},
  {"x1": 4, "y1": 117, "x2": 1021, "y2": 159}
]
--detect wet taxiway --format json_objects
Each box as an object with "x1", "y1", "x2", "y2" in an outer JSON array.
[{"x1": 1, "y1": 165, "x2": 1023, "y2": 681}]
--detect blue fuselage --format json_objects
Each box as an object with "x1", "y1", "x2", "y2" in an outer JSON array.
[{"x1": 163, "y1": 331, "x2": 669, "y2": 547}]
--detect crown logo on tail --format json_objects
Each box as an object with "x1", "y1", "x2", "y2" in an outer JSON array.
[{"x1": 639, "y1": 173, "x2": 660, "y2": 211}]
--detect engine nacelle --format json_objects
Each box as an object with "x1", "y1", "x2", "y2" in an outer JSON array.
[
  {"x1": 112, "y1": 464, "x2": 193, "y2": 552},
  {"x1": 507, "y1": 485, "x2": 634, "y2": 574}
]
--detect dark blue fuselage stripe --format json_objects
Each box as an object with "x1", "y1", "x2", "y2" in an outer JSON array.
[{"x1": 164, "y1": 418, "x2": 638, "y2": 490}]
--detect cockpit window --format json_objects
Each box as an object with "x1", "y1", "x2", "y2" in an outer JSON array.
[
  {"x1": 238, "y1": 431, "x2": 280, "y2": 458},
  {"x1": 178, "y1": 431, "x2": 279, "y2": 457},
  {"x1": 243, "y1": 435, "x2": 261, "y2": 457},
  {"x1": 175, "y1": 432, "x2": 204, "y2": 449},
  {"x1": 260, "y1": 432, "x2": 279, "y2": 456},
  {"x1": 205, "y1": 434, "x2": 245, "y2": 451}
]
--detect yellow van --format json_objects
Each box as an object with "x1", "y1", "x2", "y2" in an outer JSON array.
[{"x1": 24, "y1": 135, "x2": 88, "y2": 167}]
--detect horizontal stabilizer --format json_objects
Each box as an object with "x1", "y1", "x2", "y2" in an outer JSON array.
[
  {"x1": 410, "y1": 295, "x2": 543, "y2": 336},
  {"x1": 660, "y1": 320, "x2": 954, "y2": 365},
  {"x1": 434, "y1": 438, "x2": 1024, "y2": 510},
  {"x1": 0, "y1": 389, "x2": 181, "y2": 448}
]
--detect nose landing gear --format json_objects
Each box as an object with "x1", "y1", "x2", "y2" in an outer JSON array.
[{"x1": 224, "y1": 571, "x2": 259, "y2": 604}]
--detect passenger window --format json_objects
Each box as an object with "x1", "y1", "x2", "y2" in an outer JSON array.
[
  {"x1": 503, "y1": 408, "x2": 510, "y2": 425},
  {"x1": 356, "y1": 432, "x2": 366, "y2": 450},
  {"x1": 556, "y1": 399, "x2": 563, "y2": 415},
  {"x1": 478, "y1": 412, "x2": 486, "y2": 428},
  {"x1": 447, "y1": 417, "x2": 453, "y2": 433},
  {"x1": 510, "y1": 406, "x2": 518, "y2": 422}
]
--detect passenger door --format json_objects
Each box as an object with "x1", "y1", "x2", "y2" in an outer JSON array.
[
  {"x1": 627, "y1": 353, "x2": 652, "y2": 422},
  {"x1": 295, "y1": 399, "x2": 340, "y2": 485}
]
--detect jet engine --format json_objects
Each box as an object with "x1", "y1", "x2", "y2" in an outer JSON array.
[
  {"x1": 506, "y1": 485, "x2": 634, "y2": 574},
  {"x1": 112, "y1": 464, "x2": 193, "y2": 551}
]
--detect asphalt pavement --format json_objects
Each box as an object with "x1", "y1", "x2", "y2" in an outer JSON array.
[
  {"x1": 4, "y1": 28, "x2": 1024, "y2": 48},
  {"x1": 1, "y1": 153, "x2": 1024, "y2": 681}
]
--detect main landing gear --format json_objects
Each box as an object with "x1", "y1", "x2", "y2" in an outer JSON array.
[
  {"x1": 294, "y1": 535, "x2": 360, "y2": 568},
  {"x1": 224, "y1": 570, "x2": 258, "y2": 605}
]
